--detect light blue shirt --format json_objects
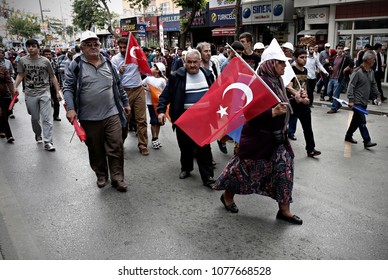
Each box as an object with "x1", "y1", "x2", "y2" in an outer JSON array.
[{"x1": 111, "y1": 53, "x2": 142, "y2": 88}]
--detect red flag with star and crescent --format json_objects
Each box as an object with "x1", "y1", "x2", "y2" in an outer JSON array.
[
  {"x1": 124, "y1": 32, "x2": 152, "y2": 75},
  {"x1": 174, "y1": 57, "x2": 280, "y2": 147}
]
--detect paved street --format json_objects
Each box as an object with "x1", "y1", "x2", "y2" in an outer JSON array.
[{"x1": 0, "y1": 92, "x2": 387, "y2": 260}]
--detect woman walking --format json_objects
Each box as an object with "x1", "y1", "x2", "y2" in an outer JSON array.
[
  {"x1": 214, "y1": 41, "x2": 308, "y2": 224},
  {"x1": 0, "y1": 64, "x2": 16, "y2": 143}
]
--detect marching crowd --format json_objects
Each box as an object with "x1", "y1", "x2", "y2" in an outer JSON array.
[{"x1": 0, "y1": 30, "x2": 385, "y2": 225}]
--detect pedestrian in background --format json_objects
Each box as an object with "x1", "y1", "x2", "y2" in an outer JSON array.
[
  {"x1": 345, "y1": 50, "x2": 380, "y2": 148},
  {"x1": 0, "y1": 64, "x2": 15, "y2": 143},
  {"x1": 213, "y1": 44, "x2": 304, "y2": 225},
  {"x1": 14, "y1": 39, "x2": 60, "y2": 151},
  {"x1": 111, "y1": 37, "x2": 149, "y2": 155},
  {"x1": 239, "y1": 32, "x2": 260, "y2": 70},
  {"x1": 63, "y1": 31, "x2": 131, "y2": 192}
]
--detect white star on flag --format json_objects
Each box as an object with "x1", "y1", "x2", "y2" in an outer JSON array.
[{"x1": 217, "y1": 105, "x2": 228, "y2": 118}]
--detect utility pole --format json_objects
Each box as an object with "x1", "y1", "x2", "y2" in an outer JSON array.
[{"x1": 38, "y1": 0, "x2": 50, "y2": 46}]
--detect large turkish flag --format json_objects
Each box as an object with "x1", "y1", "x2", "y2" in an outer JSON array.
[{"x1": 174, "y1": 57, "x2": 280, "y2": 146}]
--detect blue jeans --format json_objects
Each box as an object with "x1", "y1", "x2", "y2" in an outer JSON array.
[{"x1": 327, "y1": 78, "x2": 344, "y2": 111}]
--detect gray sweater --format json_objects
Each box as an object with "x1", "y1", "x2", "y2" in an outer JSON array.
[{"x1": 347, "y1": 66, "x2": 380, "y2": 106}]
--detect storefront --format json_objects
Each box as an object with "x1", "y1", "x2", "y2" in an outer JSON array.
[
  {"x1": 297, "y1": 7, "x2": 329, "y2": 48},
  {"x1": 159, "y1": 14, "x2": 180, "y2": 49},
  {"x1": 209, "y1": 0, "x2": 238, "y2": 47},
  {"x1": 143, "y1": 16, "x2": 159, "y2": 48},
  {"x1": 335, "y1": 1, "x2": 388, "y2": 60},
  {"x1": 120, "y1": 17, "x2": 147, "y2": 46},
  {"x1": 241, "y1": 0, "x2": 294, "y2": 46},
  {"x1": 182, "y1": 5, "x2": 210, "y2": 47}
]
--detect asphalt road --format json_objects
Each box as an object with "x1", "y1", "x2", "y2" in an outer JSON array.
[{"x1": 0, "y1": 96, "x2": 387, "y2": 260}]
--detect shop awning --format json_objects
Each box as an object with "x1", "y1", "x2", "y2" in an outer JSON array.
[
  {"x1": 212, "y1": 27, "x2": 235, "y2": 37},
  {"x1": 297, "y1": 29, "x2": 328, "y2": 36}
]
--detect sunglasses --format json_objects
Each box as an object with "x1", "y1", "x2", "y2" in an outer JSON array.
[{"x1": 83, "y1": 42, "x2": 101, "y2": 48}]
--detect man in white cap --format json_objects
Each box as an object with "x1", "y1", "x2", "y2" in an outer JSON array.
[
  {"x1": 63, "y1": 31, "x2": 131, "y2": 192},
  {"x1": 282, "y1": 42, "x2": 294, "y2": 61},
  {"x1": 317, "y1": 43, "x2": 331, "y2": 100},
  {"x1": 253, "y1": 42, "x2": 265, "y2": 62}
]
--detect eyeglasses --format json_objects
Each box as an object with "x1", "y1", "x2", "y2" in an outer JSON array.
[
  {"x1": 82, "y1": 42, "x2": 101, "y2": 48},
  {"x1": 276, "y1": 60, "x2": 286, "y2": 65}
]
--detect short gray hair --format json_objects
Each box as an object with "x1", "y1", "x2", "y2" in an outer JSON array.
[
  {"x1": 363, "y1": 50, "x2": 376, "y2": 62},
  {"x1": 196, "y1": 42, "x2": 210, "y2": 52},
  {"x1": 185, "y1": 49, "x2": 201, "y2": 61}
]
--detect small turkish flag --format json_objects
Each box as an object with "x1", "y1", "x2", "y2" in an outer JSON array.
[
  {"x1": 124, "y1": 32, "x2": 152, "y2": 75},
  {"x1": 174, "y1": 57, "x2": 280, "y2": 146}
]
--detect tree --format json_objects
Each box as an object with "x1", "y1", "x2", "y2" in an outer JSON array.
[
  {"x1": 6, "y1": 15, "x2": 41, "y2": 40},
  {"x1": 173, "y1": 0, "x2": 206, "y2": 48},
  {"x1": 72, "y1": 0, "x2": 119, "y2": 38},
  {"x1": 234, "y1": 0, "x2": 242, "y2": 41}
]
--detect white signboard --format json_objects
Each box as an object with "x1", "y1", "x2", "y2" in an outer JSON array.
[
  {"x1": 305, "y1": 7, "x2": 329, "y2": 24},
  {"x1": 209, "y1": 0, "x2": 236, "y2": 9},
  {"x1": 242, "y1": 0, "x2": 285, "y2": 24}
]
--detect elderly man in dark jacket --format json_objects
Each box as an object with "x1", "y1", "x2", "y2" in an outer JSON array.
[{"x1": 157, "y1": 49, "x2": 216, "y2": 188}]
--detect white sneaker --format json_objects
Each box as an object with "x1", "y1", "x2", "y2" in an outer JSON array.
[
  {"x1": 151, "y1": 140, "x2": 159, "y2": 149},
  {"x1": 156, "y1": 139, "x2": 162, "y2": 148},
  {"x1": 44, "y1": 143, "x2": 56, "y2": 151}
]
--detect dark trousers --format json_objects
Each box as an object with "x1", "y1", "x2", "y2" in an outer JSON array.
[
  {"x1": 50, "y1": 86, "x2": 60, "y2": 118},
  {"x1": 0, "y1": 97, "x2": 12, "y2": 138},
  {"x1": 345, "y1": 106, "x2": 371, "y2": 143},
  {"x1": 291, "y1": 105, "x2": 316, "y2": 152},
  {"x1": 307, "y1": 78, "x2": 317, "y2": 104},
  {"x1": 81, "y1": 115, "x2": 125, "y2": 182},
  {"x1": 374, "y1": 71, "x2": 385, "y2": 100},
  {"x1": 176, "y1": 127, "x2": 213, "y2": 184},
  {"x1": 317, "y1": 73, "x2": 329, "y2": 98}
]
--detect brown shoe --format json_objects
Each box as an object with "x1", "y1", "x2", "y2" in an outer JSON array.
[
  {"x1": 96, "y1": 176, "x2": 108, "y2": 188},
  {"x1": 112, "y1": 180, "x2": 127, "y2": 192},
  {"x1": 139, "y1": 147, "x2": 149, "y2": 156}
]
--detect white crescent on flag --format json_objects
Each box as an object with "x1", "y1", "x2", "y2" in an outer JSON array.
[
  {"x1": 130, "y1": 46, "x2": 140, "y2": 60},
  {"x1": 222, "y1": 82, "x2": 253, "y2": 108}
]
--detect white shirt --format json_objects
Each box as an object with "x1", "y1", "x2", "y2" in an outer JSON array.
[{"x1": 305, "y1": 54, "x2": 328, "y2": 79}]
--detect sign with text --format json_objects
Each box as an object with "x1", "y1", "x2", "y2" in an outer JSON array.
[
  {"x1": 242, "y1": 0, "x2": 286, "y2": 24},
  {"x1": 209, "y1": 7, "x2": 237, "y2": 27},
  {"x1": 159, "y1": 14, "x2": 180, "y2": 32},
  {"x1": 209, "y1": 0, "x2": 236, "y2": 9},
  {"x1": 305, "y1": 7, "x2": 329, "y2": 24}
]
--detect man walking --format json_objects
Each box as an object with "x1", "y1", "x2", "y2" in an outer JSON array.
[
  {"x1": 42, "y1": 48, "x2": 62, "y2": 121},
  {"x1": 63, "y1": 31, "x2": 131, "y2": 192},
  {"x1": 157, "y1": 49, "x2": 216, "y2": 188},
  {"x1": 14, "y1": 39, "x2": 60, "y2": 151},
  {"x1": 345, "y1": 51, "x2": 380, "y2": 148},
  {"x1": 373, "y1": 43, "x2": 387, "y2": 102},
  {"x1": 111, "y1": 37, "x2": 149, "y2": 155}
]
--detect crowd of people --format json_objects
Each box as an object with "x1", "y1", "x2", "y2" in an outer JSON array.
[{"x1": 1, "y1": 31, "x2": 385, "y2": 225}]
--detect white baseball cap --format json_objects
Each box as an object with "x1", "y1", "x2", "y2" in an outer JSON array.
[
  {"x1": 254, "y1": 42, "x2": 265, "y2": 50},
  {"x1": 154, "y1": 62, "x2": 166, "y2": 73},
  {"x1": 80, "y1": 31, "x2": 99, "y2": 42},
  {"x1": 324, "y1": 43, "x2": 330, "y2": 48},
  {"x1": 281, "y1": 42, "x2": 294, "y2": 52},
  {"x1": 344, "y1": 47, "x2": 350, "y2": 51}
]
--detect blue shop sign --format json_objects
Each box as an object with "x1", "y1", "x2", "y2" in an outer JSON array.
[
  {"x1": 137, "y1": 24, "x2": 146, "y2": 35},
  {"x1": 209, "y1": 7, "x2": 237, "y2": 27},
  {"x1": 159, "y1": 14, "x2": 180, "y2": 32}
]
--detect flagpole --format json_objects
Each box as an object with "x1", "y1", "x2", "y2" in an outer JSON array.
[
  {"x1": 226, "y1": 43, "x2": 281, "y2": 102},
  {"x1": 124, "y1": 32, "x2": 131, "y2": 66}
]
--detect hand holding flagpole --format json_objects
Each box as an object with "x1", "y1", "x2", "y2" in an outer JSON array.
[{"x1": 333, "y1": 97, "x2": 368, "y2": 115}]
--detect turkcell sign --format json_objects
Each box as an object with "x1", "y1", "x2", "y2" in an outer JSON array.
[
  {"x1": 209, "y1": 7, "x2": 237, "y2": 27},
  {"x1": 242, "y1": 0, "x2": 285, "y2": 24},
  {"x1": 158, "y1": 14, "x2": 180, "y2": 32}
]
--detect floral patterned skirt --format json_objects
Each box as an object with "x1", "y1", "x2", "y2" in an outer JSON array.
[{"x1": 213, "y1": 145, "x2": 294, "y2": 204}]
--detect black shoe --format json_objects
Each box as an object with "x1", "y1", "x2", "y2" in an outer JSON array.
[
  {"x1": 9, "y1": 114, "x2": 15, "y2": 119},
  {"x1": 96, "y1": 176, "x2": 108, "y2": 188},
  {"x1": 54, "y1": 117, "x2": 61, "y2": 121},
  {"x1": 382, "y1": 96, "x2": 387, "y2": 102},
  {"x1": 288, "y1": 134, "x2": 297, "y2": 141},
  {"x1": 111, "y1": 180, "x2": 127, "y2": 192},
  {"x1": 220, "y1": 194, "x2": 239, "y2": 213},
  {"x1": 276, "y1": 211, "x2": 303, "y2": 225},
  {"x1": 179, "y1": 170, "x2": 190, "y2": 179},
  {"x1": 307, "y1": 149, "x2": 321, "y2": 157},
  {"x1": 364, "y1": 142, "x2": 377, "y2": 148},
  {"x1": 345, "y1": 137, "x2": 357, "y2": 144},
  {"x1": 217, "y1": 140, "x2": 228, "y2": 154},
  {"x1": 7, "y1": 137, "x2": 15, "y2": 143},
  {"x1": 203, "y1": 177, "x2": 216, "y2": 188}
]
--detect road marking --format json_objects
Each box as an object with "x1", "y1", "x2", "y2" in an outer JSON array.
[{"x1": 344, "y1": 110, "x2": 353, "y2": 158}]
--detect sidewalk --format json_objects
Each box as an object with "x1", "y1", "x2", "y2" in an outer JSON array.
[{"x1": 312, "y1": 84, "x2": 388, "y2": 116}]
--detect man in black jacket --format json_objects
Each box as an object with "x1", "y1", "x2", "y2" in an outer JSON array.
[{"x1": 157, "y1": 49, "x2": 216, "y2": 188}]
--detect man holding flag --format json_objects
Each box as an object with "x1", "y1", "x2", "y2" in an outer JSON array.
[
  {"x1": 63, "y1": 31, "x2": 131, "y2": 192},
  {"x1": 157, "y1": 49, "x2": 216, "y2": 188},
  {"x1": 111, "y1": 35, "x2": 151, "y2": 156}
]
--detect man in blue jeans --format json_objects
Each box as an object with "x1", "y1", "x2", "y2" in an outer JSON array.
[{"x1": 327, "y1": 44, "x2": 353, "y2": 114}]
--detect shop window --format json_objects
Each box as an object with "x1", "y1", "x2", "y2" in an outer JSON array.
[
  {"x1": 355, "y1": 19, "x2": 388, "y2": 29},
  {"x1": 338, "y1": 21, "x2": 352, "y2": 30}
]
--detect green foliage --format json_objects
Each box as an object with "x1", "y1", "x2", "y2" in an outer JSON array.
[
  {"x1": 72, "y1": 0, "x2": 107, "y2": 30},
  {"x1": 6, "y1": 15, "x2": 41, "y2": 39},
  {"x1": 125, "y1": 0, "x2": 151, "y2": 10}
]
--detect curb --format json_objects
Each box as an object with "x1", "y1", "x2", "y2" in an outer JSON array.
[{"x1": 312, "y1": 100, "x2": 388, "y2": 116}]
